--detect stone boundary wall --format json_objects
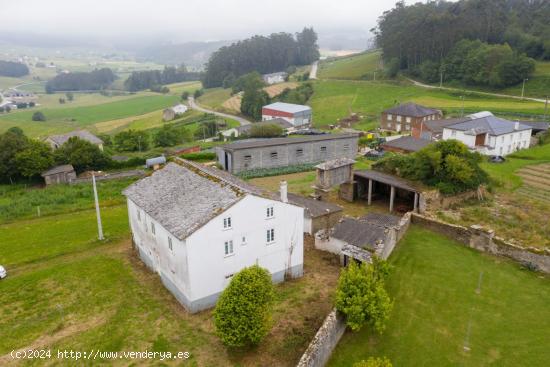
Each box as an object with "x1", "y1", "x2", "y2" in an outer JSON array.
[
  {"x1": 411, "y1": 213, "x2": 550, "y2": 273},
  {"x1": 296, "y1": 309, "x2": 346, "y2": 367}
]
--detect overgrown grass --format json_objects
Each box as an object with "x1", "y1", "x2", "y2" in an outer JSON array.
[
  {"x1": 318, "y1": 51, "x2": 383, "y2": 80},
  {"x1": 237, "y1": 163, "x2": 318, "y2": 180},
  {"x1": 197, "y1": 88, "x2": 233, "y2": 111},
  {"x1": 0, "y1": 178, "x2": 136, "y2": 224},
  {"x1": 329, "y1": 225, "x2": 550, "y2": 366}
]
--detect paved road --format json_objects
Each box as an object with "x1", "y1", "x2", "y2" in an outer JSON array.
[
  {"x1": 309, "y1": 61, "x2": 319, "y2": 80},
  {"x1": 188, "y1": 97, "x2": 251, "y2": 126},
  {"x1": 407, "y1": 78, "x2": 547, "y2": 104}
]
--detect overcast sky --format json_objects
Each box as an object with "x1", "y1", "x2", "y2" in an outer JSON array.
[{"x1": 0, "y1": 0, "x2": 412, "y2": 45}]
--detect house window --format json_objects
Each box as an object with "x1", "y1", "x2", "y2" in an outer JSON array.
[
  {"x1": 343, "y1": 144, "x2": 350, "y2": 152},
  {"x1": 137, "y1": 210, "x2": 141, "y2": 222},
  {"x1": 451, "y1": 130, "x2": 457, "y2": 137},
  {"x1": 223, "y1": 217, "x2": 232, "y2": 229},
  {"x1": 151, "y1": 222, "x2": 155, "y2": 235},
  {"x1": 244, "y1": 155, "x2": 252, "y2": 163},
  {"x1": 296, "y1": 148, "x2": 304, "y2": 157},
  {"x1": 266, "y1": 228, "x2": 275, "y2": 244},
  {"x1": 241, "y1": 236, "x2": 247, "y2": 245},
  {"x1": 266, "y1": 206, "x2": 274, "y2": 218},
  {"x1": 405, "y1": 124, "x2": 410, "y2": 130},
  {"x1": 168, "y1": 237, "x2": 173, "y2": 251},
  {"x1": 224, "y1": 240, "x2": 234, "y2": 256},
  {"x1": 406, "y1": 117, "x2": 411, "y2": 123},
  {"x1": 396, "y1": 115, "x2": 402, "y2": 122},
  {"x1": 387, "y1": 114, "x2": 393, "y2": 121},
  {"x1": 270, "y1": 152, "x2": 278, "y2": 160},
  {"x1": 320, "y1": 146, "x2": 327, "y2": 154}
]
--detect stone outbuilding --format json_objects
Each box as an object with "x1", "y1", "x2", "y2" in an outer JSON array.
[
  {"x1": 41, "y1": 164, "x2": 77, "y2": 185},
  {"x1": 285, "y1": 192, "x2": 343, "y2": 235}
]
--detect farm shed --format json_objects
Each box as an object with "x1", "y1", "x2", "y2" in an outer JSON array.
[
  {"x1": 380, "y1": 136, "x2": 432, "y2": 154},
  {"x1": 262, "y1": 102, "x2": 312, "y2": 127},
  {"x1": 41, "y1": 164, "x2": 77, "y2": 185},
  {"x1": 285, "y1": 192, "x2": 343, "y2": 234}
]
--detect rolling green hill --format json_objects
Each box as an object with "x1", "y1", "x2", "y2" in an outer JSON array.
[{"x1": 318, "y1": 51, "x2": 382, "y2": 80}]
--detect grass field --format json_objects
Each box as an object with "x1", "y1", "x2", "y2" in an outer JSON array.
[
  {"x1": 328, "y1": 225, "x2": 550, "y2": 367},
  {"x1": 318, "y1": 51, "x2": 382, "y2": 80},
  {"x1": 0, "y1": 94, "x2": 179, "y2": 137},
  {"x1": 197, "y1": 88, "x2": 233, "y2": 111},
  {"x1": 310, "y1": 80, "x2": 547, "y2": 127}
]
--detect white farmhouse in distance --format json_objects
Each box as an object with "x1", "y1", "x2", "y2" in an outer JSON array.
[
  {"x1": 442, "y1": 114, "x2": 532, "y2": 156},
  {"x1": 263, "y1": 72, "x2": 288, "y2": 85},
  {"x1": 123, "y1": 159, "x2": 304, "y2": 313}
]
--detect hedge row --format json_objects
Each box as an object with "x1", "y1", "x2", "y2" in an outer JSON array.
[{"x1": 237, "y1": 163, "x2": 317, "y2": 180}]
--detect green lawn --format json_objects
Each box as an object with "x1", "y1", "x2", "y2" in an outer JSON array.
[
  {"x1": 318, "y1": 51, "x2": 382, "y2": 80},
  {"x1": 310, "y1": 80, "x2": 547, "y2": 126},
  {"x1": 329, "y1": 226, "x2": 550, "y2": 367},
  {"x1": 0, "y1": 94, "x2": 179, "y2": 137},
  {"x1": 197, "y1": 88, "x2": 233, "y2": 111}
]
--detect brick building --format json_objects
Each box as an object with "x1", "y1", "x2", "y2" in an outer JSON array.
[{"x1": 380, "y1": 103, "x2": 442, "y2": 133}]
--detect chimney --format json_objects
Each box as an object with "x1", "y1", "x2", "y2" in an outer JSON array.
[
  {"x1": 280, "y1": 181, "x2": 288, "y2": 203},
  {"x1": 514, "y1": 121, "x2": 520, "y2": 130}
]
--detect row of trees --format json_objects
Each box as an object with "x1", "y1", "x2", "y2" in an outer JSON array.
[
  {"x1": 0, "y1": 60, "x2": 29, "y2": 77},
  {"x1": 45, "y1": 68, "x2": 116, "y2": 93},
  {"x1": 375, "y1": 0, "x2": 548, "y2": 83},
  {"x1": 202, "y1": 28, "x2": 319, "y2": 88},
  {"x1": 124, "y1": 65, "x2": 202, "y2": 92}
]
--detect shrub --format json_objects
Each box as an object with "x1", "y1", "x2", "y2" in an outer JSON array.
[
  {"x1": 214, "y1": 265, "x2": 275, "y2": 347},
  {"x1": 247, "y1": 123, "x2": 284, "y2": 138},
  {"x1": 180, "y1": 152, "x2": 216, "y2": 162},
  {"x1": 354, "y1": 357, "x2": 393, "y2": 367},
  {"x1": 335, "y1": 258, "x2": 392, "y2": 332},
  {"x1": 31, "y1": 111, "x2": 46, "y2": 121},
  {"x1": 236, "y1": 163, "x2": 317, "y2": 179}
]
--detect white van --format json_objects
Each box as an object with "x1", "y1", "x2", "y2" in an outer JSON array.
[{"x1": 0, "y1": 265, "x2": 6, "y2": 279}]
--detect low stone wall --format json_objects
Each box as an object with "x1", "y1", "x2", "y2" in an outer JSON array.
[
  {"x1": 411, "y1": 213, "x2": 550, "y2": 273},
  {"x1": 296, "y1": 309, "x2": 346, "y2": 367}
]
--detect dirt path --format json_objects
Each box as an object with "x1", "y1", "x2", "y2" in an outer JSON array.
[
  {"x1": 187, "y1": 97, "x2": 251, "y2": 125},
  {"x1": 309, "y1": 61, "x2": 319, "y2": 80}
]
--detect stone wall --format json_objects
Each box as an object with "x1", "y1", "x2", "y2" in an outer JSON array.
[
  {"x1": 411, "y1": 213, "x2": 550, "y2": 273},
  {"x1": 296, "y1": 309, "x2": 346, "y2": 367}
]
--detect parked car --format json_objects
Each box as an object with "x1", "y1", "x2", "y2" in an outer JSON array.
[
  {"x1": 489, "y1": 155, "x2": 506, "y2": 163},
  {"x1": 0, "y1": 265, "x2": 6, "y2": 279}
]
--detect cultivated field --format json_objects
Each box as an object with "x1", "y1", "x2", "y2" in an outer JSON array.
[
  {"x1": 328, "y1": 225, "x2": 550, "y2": 366},
  {"x1": 318, "y1": 51, "x2": 383, "y2": 80}
]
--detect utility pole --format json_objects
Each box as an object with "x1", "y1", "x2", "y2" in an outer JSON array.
[
  {"x1": 521, "y1": 78, "x2": 528, "y2": 100},
  {"x1": 373, "y1": 71, "x2": 376, "y2": 81},
  {"x1": 92, "y1": 174, "x2": 104, "y2": 241},
  {"x1": 544, "y1": 96, "x2": 548, "y2": 120},
  {"x1": 460, "y1": 95, "x2": 465, "y2": 117}
]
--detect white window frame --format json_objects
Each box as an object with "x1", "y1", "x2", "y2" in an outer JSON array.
[
  {"x1": 406, "y1": 117, "x2": 411, "y2": 123},
  {"x1": 223, "y1": 217, "x2": 232, "y2": 230},
  {"x1": 396, "y1": 115, "x2": 402, "y2": 122},
  {"x1": 266, "y1": 228, "x2": 275, "y2": 244},
  {"x1": 266, "y1": 206, "x2": 274, "y2": 219},
  {"x1": 241, "y1": 236, "x2": 247, "y2": 246},
  {"x1": 224, "y1": 240, "x2": 234, "y2": 257}
]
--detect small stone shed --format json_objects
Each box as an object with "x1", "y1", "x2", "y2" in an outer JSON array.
[
  {"x1": 41, "y1": 164, "x2": 77, "y2": 185},
  {"x1": 315, "y1": 158, "x2": 355, "y2": 189},
  {"x1": 285, "y1": 192, "x2": 343, "y2": 234},
  {"x1": 353, "y1": 170, "x2": 423, "y2": 213}
]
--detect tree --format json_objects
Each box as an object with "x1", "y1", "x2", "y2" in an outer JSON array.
[
  {"x1": 59, "y1": 98, "x2": 66, "y2": 104},
  {"x1": 193, "y1": 89, "x2": 204, "y2": 99},
  {"x1": 114, "y1": 130, "x2": 150, "y2": 152},
  {"x1": 248, "y1": 123, "x2": 283, "y2": 138},
  {"x1": 231, "y1": 72, "x2": 264, "y2": 94},
  {"x1": 241, "y1": 88, "x2": 270, "y2": 121},
  {"x1": 335, "y1": 258, "x2": 393, "y2": 332},
  {"x1": 0, "y1": 129, "x2": 29, "y2": 182},
  {"x1": 214, "y1": 265, "x2": 275, "y2": 347},
  {"x1": 154, "y1": 125, "x2": 182, "y2": 147},
  {"x1": 46, "y1": 68, "x2": 116, "y2": 92},
  {"x1": 54, "y1": 137, "x2": 108, "y2": 172},
  {"x1": 32, "y1": 111, "x2": 46, "y2": 121},
  {"x1": 181, "y1": 91, "x2": 190, "y2": 101},
  {"x1": 354, "y1": 357, "x2": 393, "y2": 367},
  {"x1": 384, "y1": 58, "x2": 400, "y2": 78},
  {"x1": 14, "y1": 140, "x2": 54, "y2": 179},
  {"x1": 66, "y1": 92, "x2": 74, "y2": 101},
  {"x1": 0, "y1": 60, "x2": 29, "y2": 77}
]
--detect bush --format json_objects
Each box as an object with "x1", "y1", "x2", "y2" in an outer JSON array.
[
  {"x1": 54, "y1": 137, "x2": 109, "y2": 172},
  {"x1": 247, "y1": 123, "x2": 284, "y2": 138},
  {"x1": 114, "y1": 130, "x2": 150, "y2": 152},
  {"x1": 236, "y1": 163, "x2": 317, "y2": 179},
  {"x1": 335, "y1": 258, "x2": 392, "y2": 332},
  {"x1": 180, "y1": 152, "x2": 216, "y2": 162},
  {"x1": 31, "y1": 111, "x2": 46, "y2": 121},
  {"x1": 214, "y1": 265, "x2": 275, "y2": 347}
]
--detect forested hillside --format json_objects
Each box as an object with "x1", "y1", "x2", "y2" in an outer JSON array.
[
  {"x1": 0, "y1": 60, "x2": 29, "y2": 77},
  {"x1": 375, "y1": 0, "x2": 549, "y2": 87},
  {"x1": 202, "y1": 28, "x2": 319, "y2": 88},
  {"x1": 124, "y1": 65, "x2": 202, "y2": 92}
]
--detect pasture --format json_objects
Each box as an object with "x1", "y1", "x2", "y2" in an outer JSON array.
[
  {"x1": 318, "y1": 51, "x2": 382, "y2": 80},
  {"x1": 328, "y1": 225, "x2": 550, "y2": 367}
]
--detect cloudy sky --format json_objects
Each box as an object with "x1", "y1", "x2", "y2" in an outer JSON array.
[{"x1": 0, "y1": 0, "x2": 410, "y2": 45}]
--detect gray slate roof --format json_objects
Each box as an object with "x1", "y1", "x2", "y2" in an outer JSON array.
[
  {"x1": 263, "y1": 102, "x2": 311, "y2": 114},
  {"x1": 286, "y1": 193, "x2": 342, "y2": 218},
  {"x1": 423, "y1": 118, "x2": 470, "y2": 134},
  {"x1": 445, "y1": 115, "x2": 532, "y2": 136},
  {"x1": 236, "y1": 118, "x2": 293, "y2": 134},
  {"x1": 41, "y1": 164, "x2": 74, "y2": 176},
  {"x1": 332, "y1": 217, "x2": 386, "y2": 251},
  {"x1": 381, "y1": 136, "x2": 432, "y2": 152},
  {"x1": 221, "y1": 133, "x2": 358, "y2": 151},
  {"x1": 519, "y1": 121, "x2": 549, "y2": 132},
  {"x1": 360, "y1": 212, "x2": 402, "y2": 228},
  {"x1": 47, "y1": 130, "x2": 103, "y2": 146},
  {"x1": 354, "y1": 170, "x2": 421, "y2": 192},
  {"x1": 383, "y1": 103, "x2": 440, "y2": 117},
  {"x1": 315, "y1": 157, "x2": 356, "y2": 170},
  {"x1": 123, "y1": 162, "x2": 245, "y2": 240}
]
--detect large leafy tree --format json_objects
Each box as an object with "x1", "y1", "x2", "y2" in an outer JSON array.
[
  {"x1": 241, "y1": 88, "x2": 270, "y2": 121},
  {"x1": 114, "y1": 130, "x2": 150, "y2": 152},
  {"x1": 335, "y1": 258, "x2": 392, "y2": 332},
  {"x1": 0, "y1": 129, "x2": 29, "y2": 182},
  {"x1": 54, "y1": 137, "x2": 108, "y2": 172},
  {"x1": 14, "y1": 140, "x2": 54, "y2": 179},
  {"x1": 214, "y1": 265, "x2": 275, "y2": 347}
]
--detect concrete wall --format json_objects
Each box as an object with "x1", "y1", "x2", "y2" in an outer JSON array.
[
  {"x1": 221, "y1": 136, "x2": 358, "y2": 174},
  {"x1": 296, "y1": 309, "x2": 346, "y2": 367},
  {"x1": 411, "y1": 213, "x2": 550, "y2": 273}
]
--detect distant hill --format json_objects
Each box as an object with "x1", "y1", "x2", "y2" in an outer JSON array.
[{"x1": 136, "y1": 41, "x2": 232, "y2": 69}]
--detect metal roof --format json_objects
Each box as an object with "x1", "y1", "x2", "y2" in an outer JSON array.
[
  {"x1": 445, "y1": 115, "x2": 532, "y2": 136},
  {"x1": 220, "y1": 133, "x2": 358, "y2": 151},
  {"x1": 286, "y1": 193, "x2": 342, "y2": 218},
  {"x1": 354, "y1": 170, "x2": 421, "y2": 192},
  {"x1": 383, "y1": 103, "x2": 440, "y2": 117},
  {"x1": 263, "y1": 102, "x2": 311, "y2": 114},
  {"x1": 41, "y1": 164, "x2": 74, "y2": 176},
  {"x1": 381, "y1": 136, "x2": 432, "y2": 152}
]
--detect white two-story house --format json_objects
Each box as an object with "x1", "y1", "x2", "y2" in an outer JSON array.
[
  {"x1": 123, "y1": 159, "x2": 304, "y2": 313},
  {"x1": 442, "y1": 114, "x2": 532, "y2": 156}
]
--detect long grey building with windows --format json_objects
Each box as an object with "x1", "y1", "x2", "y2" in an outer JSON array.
[{"x1": 216, "y1": 133, "x2": 359, "y2": 174}]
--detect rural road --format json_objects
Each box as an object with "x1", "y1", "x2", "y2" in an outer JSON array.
[
  {"x1": 309, "y1": 61, "x2": 319, "y2": 80},
  {"x1": 407, "y1": 78, "x2": 548, "y2": 104},
  {"x1": 188, "y1": 97, "x2": 251, "y2": 126}
]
